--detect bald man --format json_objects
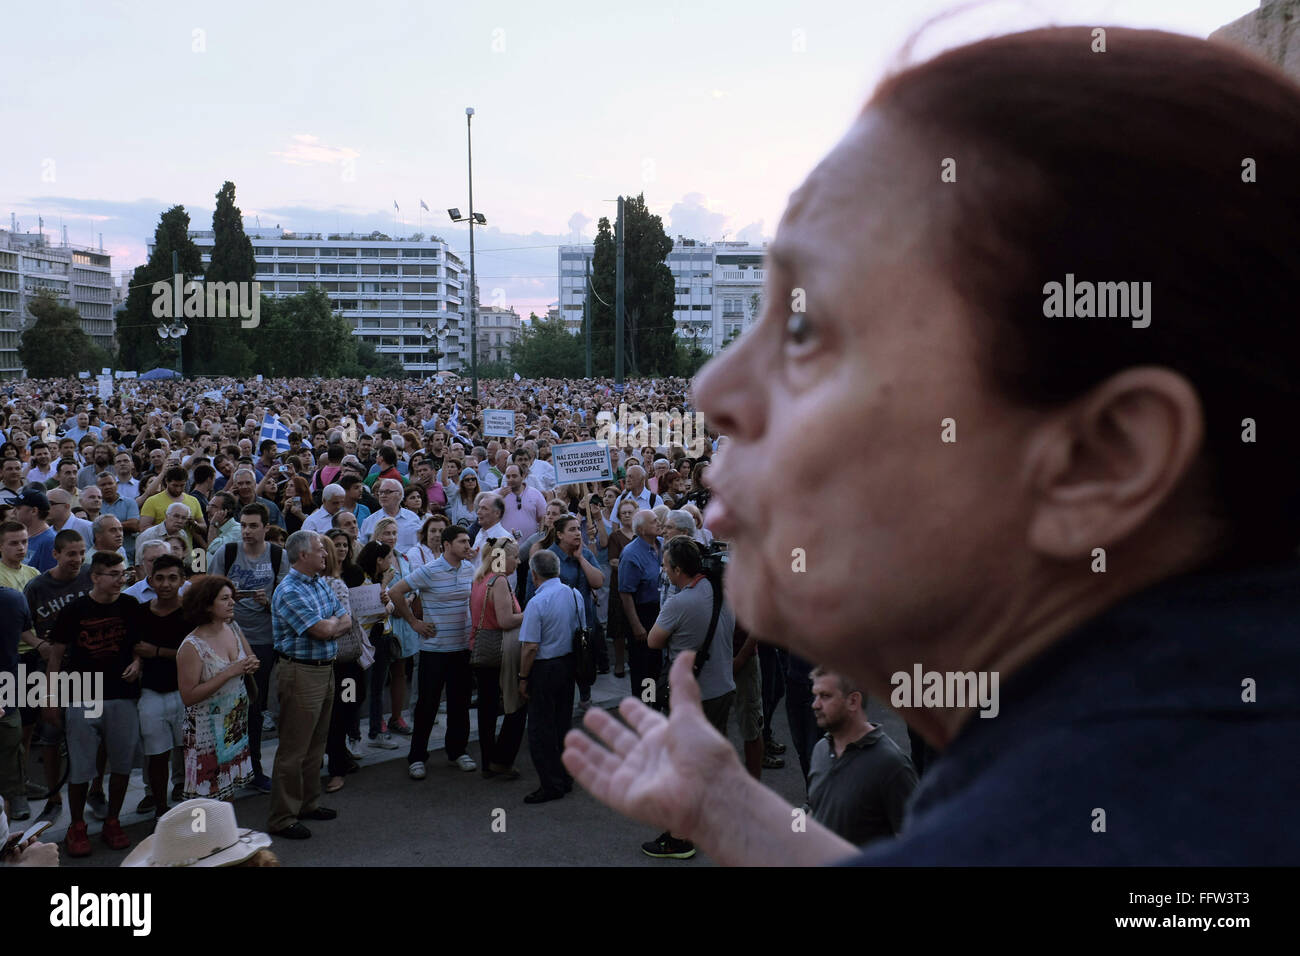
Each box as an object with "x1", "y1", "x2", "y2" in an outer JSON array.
[{"x1": 47, "y1": 488, "x2": 94, "y2": 549}]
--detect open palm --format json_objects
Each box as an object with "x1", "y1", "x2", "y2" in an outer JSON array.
[{"x1": 563, "y1": 651, "x2": 740, "y2": 840}]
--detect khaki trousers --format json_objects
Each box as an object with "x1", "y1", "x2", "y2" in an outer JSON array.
[{"x1": 268, "y1": 660, "x2": 334, "y2": 832}]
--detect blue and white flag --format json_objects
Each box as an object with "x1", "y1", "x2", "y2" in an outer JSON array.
[
  {"x1": 513, "y1": 372, "x2": 521, "y2": 382},
  {"x1": 446, "y1": 403, "x2": 463, "y2": 439},
  {"x1": 259, "y1": 413, "x2": 290, "y2": 453}
]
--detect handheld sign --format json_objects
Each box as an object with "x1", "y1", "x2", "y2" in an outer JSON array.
[
  {"x1": 482, "y1": 408, "x2": 514, "y2": 438},
  {"x1": 551, "y1": 440, "x2": 613, "y2": 484}
]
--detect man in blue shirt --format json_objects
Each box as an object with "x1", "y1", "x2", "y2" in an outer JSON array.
[
  {"x1": 268, "y1": 530, "x2": 351, "y2": 840},
  {"x1": 518, "y1": 549, "x2": 584, "y2": 804},
  {"x1": 618, "y1": 510, "x2": 663, "y2": 710},
  {"x1": 525, "y1": 514, "x2": 604, "y2": 706}
]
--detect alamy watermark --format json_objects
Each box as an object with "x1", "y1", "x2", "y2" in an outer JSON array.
[
  {"x1": 1042, "y1": 274, "x2": 1151, "y2": 328},
  {"x1": 594, "y1": 404, "x2": 707, "y2": 456},
  {"x1": 890, "y1": 664, "x2": 999, "y2": 718},
  {"x1": 151, "y1": 275, "x2": 260, "y2": 328},
  {"x1": 0, "y1": 665, "x2": 104, "y2": 717}
]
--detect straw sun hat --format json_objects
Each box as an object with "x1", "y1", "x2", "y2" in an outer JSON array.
[{"x1": 122, "y1": 799, "x2": 271, "y2": 867}]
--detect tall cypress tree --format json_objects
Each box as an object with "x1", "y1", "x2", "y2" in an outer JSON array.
[
  {"x1": 587, "y1": 193, "x2": 675, "y2": 377},
  {"x1": 201, "y1": 181, "x2": 258, "y2": 375},
  {"x1": 119, "y1": 206, "x2": 203, "y2": 372}
]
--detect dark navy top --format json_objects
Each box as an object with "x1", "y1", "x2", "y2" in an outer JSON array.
[{"x1": 848, "y1": 559, "x2": 1300, "y2": 865}]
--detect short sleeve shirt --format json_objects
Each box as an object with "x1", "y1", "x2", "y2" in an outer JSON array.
[
  {"x1": 617, "y1": 536, "x2": 662, "y2": 605},
  {"x1": 402, "y1": 555, "x2": 474, "y2": 652}
]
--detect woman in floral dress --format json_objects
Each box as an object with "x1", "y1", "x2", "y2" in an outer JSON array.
[{"x1": 176, "y1": 575, "x2": 257, "y2": 800}]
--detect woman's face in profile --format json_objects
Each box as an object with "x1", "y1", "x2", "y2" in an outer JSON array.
[{"x1": 694, "y1": 110, "x2": 1034, "y2": 679}]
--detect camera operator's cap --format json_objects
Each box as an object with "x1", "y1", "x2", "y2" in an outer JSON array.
[
  {"x1": 122, "y1": 799, "x2": 271, "y2": 867},
  {"x1": 15, "y1": 487, "x2": 49, "y2": 510}
]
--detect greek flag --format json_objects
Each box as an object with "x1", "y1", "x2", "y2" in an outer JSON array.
[
  {"x1": 259, "y1": 413, "x2": 290, "y2": 453},
  {"x1": 446, "y1": 403, "x2": 463, "y2": 439}
]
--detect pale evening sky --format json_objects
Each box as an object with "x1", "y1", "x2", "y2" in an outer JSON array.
[{"x1": 2, "y1": 0, "x2": 1257, "y2": 318}]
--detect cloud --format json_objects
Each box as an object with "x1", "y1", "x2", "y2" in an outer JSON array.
[
  {"x1": 667, "y1": 192, "x2": 726, "y2": 242},
  {"x1": 735, "y1": 220, "x2": 767, "y2": 243},
  {"x1": 566, "y1": 211, "x2": 592, "y2": 239},
  {"x1": 271, "y1": 134, "x2": 360, "y2": 167}
]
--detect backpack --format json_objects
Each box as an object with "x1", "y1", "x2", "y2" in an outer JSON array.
[{"x1": 223, "y1": 542, "x2": 285, "y2": 591}]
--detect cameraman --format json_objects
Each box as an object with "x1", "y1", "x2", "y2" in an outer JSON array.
[{"x1": 641, "y1": 536, "x2": 735, "y2": 860}]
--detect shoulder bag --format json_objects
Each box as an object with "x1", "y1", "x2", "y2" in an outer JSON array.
[
  {"x1": 469, "y1": 575, "x2": 505, "y2": 668},
  {"x1": 571, "y1": 587, "x2": 597, "y2": 686}
]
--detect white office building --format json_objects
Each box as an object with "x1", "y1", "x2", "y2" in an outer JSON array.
[
  {"x1": 557, "y1": 239, "x2": 765, "y2": 353},
  {"x1": 0, "y1": 230, "x2": 115, "y2": 379},
  {"x1": 175, "y1": 229, "x2": 467, "y2": 376}
]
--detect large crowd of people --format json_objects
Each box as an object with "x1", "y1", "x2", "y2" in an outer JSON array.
[{"x1": 0, "y1": 373, "x2": 914, "y2": 865}]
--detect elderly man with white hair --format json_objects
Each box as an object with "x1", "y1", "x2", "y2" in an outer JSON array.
[
  {"x1": 301, "y1": 483, "x2": 346, "y2": 535},
  {"x1": 136, "y1": 502, "x2": 193, "y2": 553},
  {"x1": 617, "y1": 465, "x2": 662, "y2": 512},
  {"x1": 359, "y1": 478, "x2": 421, "y2": 548}
]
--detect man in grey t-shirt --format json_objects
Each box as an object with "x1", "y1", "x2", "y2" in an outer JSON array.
[
  {"x1": 648, "y1": 536, "x2": 735, "y2": 727},
  {"x1": 207, "y1": 503, "x2": 288, "y2": 791}
]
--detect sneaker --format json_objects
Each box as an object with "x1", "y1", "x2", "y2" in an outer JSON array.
[
  {"x1": 452, "y1": 754, "x2": 477, "y2": 772},
  {"x1": 39, "y1": 797, "x2": 63, "y2": 819},
  {"x1": 765, "y1": 738, "x2": 786, "y2": 755},
  {"x1": 135, "y1": 793, "x2": 156, "y2": 815},
  {"x1": 388, "y1": 717, "x2": 413, "y2": 735},
  {"x1": 262, "y1": 712, "x2": 276, "y2": 732},
  {"x1": 101, "y1": 817, "x2": 130, "y2": 851},
  {"x1": 762, "y1": 753, "x2": 785, "y2": 770},
  {"x1": 65, "y1": 821, "x2": 91, "y2": 857},
  {"x1": 346, "y1": 737, "x2": 364, "y2": 760},
  {"x1": 369, "y1": 733, "x2": 399, "y2": 750},
  {"x1": 7, "y1": 795, "x2": 30, "y2": 821},
  {"x1": 250, "y1": 773, "x2": 272, "y2": 794},
  {"x1": 408, "y1": 761, "x2": 427, "y2": 780},
  {"x1": 86, "y1": 789, "x2": 109, "y2": 820},
  {"x1": 641, "y1": 832, "x2": 696, "y2": 859}
]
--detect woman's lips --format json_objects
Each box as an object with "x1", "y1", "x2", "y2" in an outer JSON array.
[{"x1": 703, "y1": 493, "x2": 737, "y2": 540}]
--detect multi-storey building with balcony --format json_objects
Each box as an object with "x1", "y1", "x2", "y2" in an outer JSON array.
[
  {"x1": 557, "y1": 239, "x2": 765, "y2": 353},
  {"x1": 169, "y1": 229, "x2": 467, "y2": 377},
  {"x1": 0, "y1": 230, "x2": 115, "y2": 379}
]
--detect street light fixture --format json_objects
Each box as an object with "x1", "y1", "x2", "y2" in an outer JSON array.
[
  {"x1": 156, "y1": 319, "x2": 188, "y2": 376},
  {"x1": 448, "y1": 106, "x2": 485, "y2": 401}
]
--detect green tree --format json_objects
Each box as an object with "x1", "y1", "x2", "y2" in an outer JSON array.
[
  {"x1": 256, "y1": 287, "x2": 358, "y2": 377},
  {"x1": 19, "y1": 292, "x2": 113, "y2": 377},
  {"x1": 119, "y1": 206, "x2": 204, "y2": 372},
  {"x1": 587, "y1": 194, "x2": 675, "y2": 377},
  {"x1": 476, "y1": 359, "x2": 513, "y2": 380},
  {"x1": 198, "y1": 180, "x2": 258, "y2": 375},
  {"x1": 511, "y1": 315, "x2": 584, "y2": 378},
  {"x1": 341, "y1": 337, "x2": 404, "y2": 378}
]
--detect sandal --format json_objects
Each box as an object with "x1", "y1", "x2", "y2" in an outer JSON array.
[{"x1": 325, "y1": 776, "x2": 346, "y2": 793}]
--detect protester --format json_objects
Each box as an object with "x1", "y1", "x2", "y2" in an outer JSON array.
[
  {"x1": 470, "y1": 537, "x2": 526, "y2": 778},
  {"x1": 133, "y1": 554, "x2": 190, "y2": 820},
  {"x1": 322, "y1": 538, "x2": 370, "y2": 793},
  {"x1": 47, "y1": 552, "x2": 140, "y2": 857},
  {"x1": 268, "y1": 531, "x2": 350, "y2": 839},
  {"x1": 518, "y1": 549, "x2": 580, "y2": 804},
  {"x1": 564, "y1": 26, "x2": 1300, "y2": 866},
  {"x1": 390, "y1": 525, "x2": 476, "y2": 778},
  {"x1": 806, "y1": 667, "x2": 917, "y2": 848},
  {"x1": 207, "y1": 503, "x2": 288, "y2": 793}
]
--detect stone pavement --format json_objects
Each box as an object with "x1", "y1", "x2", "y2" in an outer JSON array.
[{"x1": 37, "y1": 667, "x2": 636, "y2": 846}]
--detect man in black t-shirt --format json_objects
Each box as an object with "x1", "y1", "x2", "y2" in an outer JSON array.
[
  {"x1": 47, "y1": 551, "x2": 141, "y2": 858},
  {"x1": 133, "y1": 554, "x2": 190, "y2": 821}
]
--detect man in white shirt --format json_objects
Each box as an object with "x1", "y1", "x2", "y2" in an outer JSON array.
[
  {"x1": 471, "y1": 494, "x2": 510, "y2": 556},
  {"x1": 113, "y1": 451, "x2": 140, "y2": 500},
  {"x1": 22, "y1": 442, "x2": 58, "y2": 485},
  {"x1": 47, "y1": 488, "x2": 94, "y2": 549},
  {"x1": 359, "y1": 478, "x2": 422, "y2": 548},
  {"x1": 302, "y1": 483, "x2": 346, "y2": 534},
  {"x1": 617, "y1": 465, "x2": 662, "y2": 512},
  {"x1": 528, "y1": 441, "x2": 558, "y2": 494}
]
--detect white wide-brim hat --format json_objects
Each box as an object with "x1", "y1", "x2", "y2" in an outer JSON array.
[{"x1": 122, "y1": 799, "x2": 271, "y2": 867}]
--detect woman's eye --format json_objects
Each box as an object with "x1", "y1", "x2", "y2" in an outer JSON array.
[{"x1": 785, "y1": 313, "x2": 813, "y2": 347}]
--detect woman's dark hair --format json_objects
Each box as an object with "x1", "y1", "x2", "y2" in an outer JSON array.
[
  {"x1": 357, "y1": 540, "x2": 393, "y2": 582},
  {"x1": 182, "y1": 574, "x2": 236, "y2": 624},
  {"x1": 554, "y1": 514, "x2": 579, "y2": 538},
  {"x1": 404, "y1": 482, "x2": 429, "y2": 515},
  {"x1": 870, "y1": 27, "x2": 1300, "y2": 562},
  {"x1": 325, "y1": 529, "x2": 364, "y2": 586},
  {"x1": 420, "y1": 513, "x2": 449, "y2": 544}
]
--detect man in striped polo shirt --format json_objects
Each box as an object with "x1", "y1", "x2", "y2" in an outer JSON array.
[
  {"x1": 390, "y1": 524, "x2": 477, "y2": 778},
  {"x1": 268, "y1": 530, "x2": 352, "y2": 840}
]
